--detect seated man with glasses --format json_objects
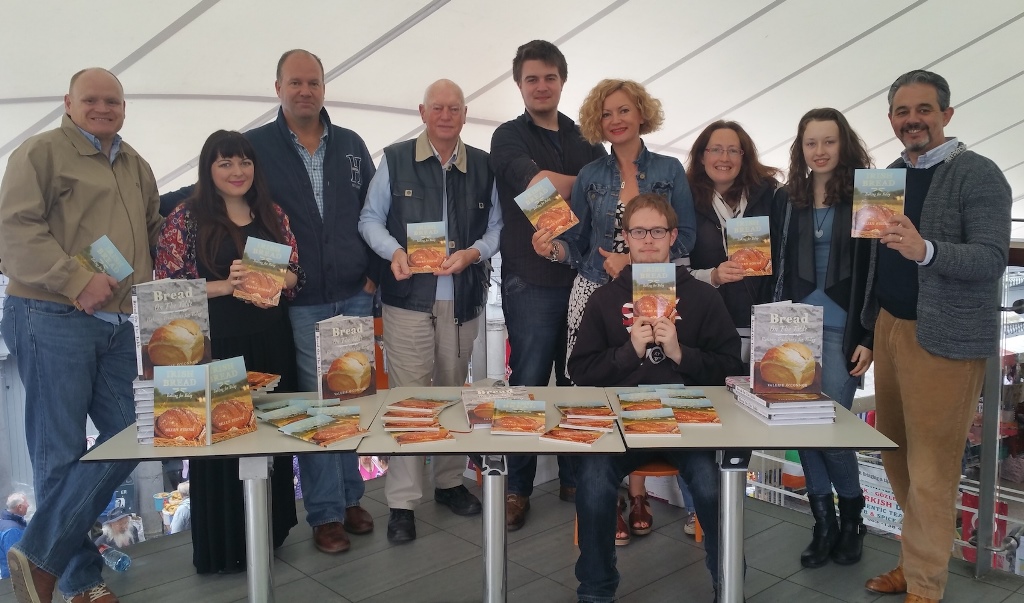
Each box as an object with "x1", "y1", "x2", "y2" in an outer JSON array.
[{"x1": 568, "y1": 193, "x2": 743, "y2": 603}]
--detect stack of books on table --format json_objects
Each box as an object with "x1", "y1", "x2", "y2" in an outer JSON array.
[
  {"x1": 615, "y1": 390, "x2": 681, "y2": 436},
  {"x1": 732, "y1": 385, "x2": 836, "y2": 425},
  {"x1": 491, "y1": 399, "x2": 547, "y2": 436},
  {"x1": 382, "y1": 396, "x2": 458, "y2": 445},
  {"x1": 616, "y1": 386, "x2": 721, "y2": 431},
  {"x1": 134, "y1": 379, "x2": 155, "y2": 444},
  {"x1": 542, "y1": 402, "x2": 617, "y2": 446},
  {"x1": 461, "y1": 385, "x2": 531, "y2": 430},
  {"x1": 255, "y1": 398, "x2": 369, "y2": 447}
]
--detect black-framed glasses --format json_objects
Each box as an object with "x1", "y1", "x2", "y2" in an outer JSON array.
[
  {"x1": 626, "y1": 227, "x2": 671, "y2": 240},
  {"x1": 704, "y1": 146, "x2": 744, "y2": 157}
]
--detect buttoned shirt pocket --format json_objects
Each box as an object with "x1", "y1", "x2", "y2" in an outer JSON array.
[{"x1": 650, "y1": 180, "x2": 675, "y2": 201}]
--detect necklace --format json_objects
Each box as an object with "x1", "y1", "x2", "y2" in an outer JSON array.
[{"x1": 814, "y1": 205, "x2": 833, "y2": 238}]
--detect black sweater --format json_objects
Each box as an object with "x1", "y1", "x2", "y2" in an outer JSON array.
[{"x1": 568, "y1": 265, "x2": 743, "y2": 387}]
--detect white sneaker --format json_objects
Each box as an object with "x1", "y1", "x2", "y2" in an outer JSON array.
[{"x1": 683, "y1": 512, "x2": 697, "y2": 536}]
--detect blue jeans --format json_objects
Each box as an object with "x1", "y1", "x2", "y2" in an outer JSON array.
[
  {"x1": 575, "y1": 450, "x2": 720, "y2": 603},
  {"x1": 1, "y1": 297, "x2": 137, "y2": 595},
  {"x1": 799, "y1": 327, "x2": 862, "y2": 498},
  {"x1": 288, "y1": 292, "x2": 373, "y2": 525},
  {"x1": 675, "y1": 474, "x2": 695, "y2": 512},
  {"x1": 502, "y1": 276, "x2": 575, "y2": 495}
]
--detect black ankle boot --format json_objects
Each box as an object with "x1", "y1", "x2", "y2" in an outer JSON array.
[
  {"x1": 800, "y1": 494, "x2": 838, "y2": 568},
  {"x1": 831, "y1": 495, "x2": 866, "y2": 565}
]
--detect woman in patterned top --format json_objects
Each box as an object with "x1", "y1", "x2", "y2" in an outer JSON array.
[{"x1": 156, "y1": 130, "x2": 303, "y2": 574}]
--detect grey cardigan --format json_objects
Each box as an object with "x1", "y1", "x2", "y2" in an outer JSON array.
[{"x1": 862, "y1": 145, "x2": 1012, "y2": 359}]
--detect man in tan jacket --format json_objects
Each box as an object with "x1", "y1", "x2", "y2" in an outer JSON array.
[{"x1": 0, "y1": 68, "x2": 162, "y2": 603}]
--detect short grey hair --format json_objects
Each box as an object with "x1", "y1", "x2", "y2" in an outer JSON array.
[
  {"x1": 422, "y1": 79, "x2": 465, "y2": 107},
  {"x1": 6, "y1": 492, "x2": 27, "y2": 511},
  {"x1": 887, "y1": 69, "x2": 951, "y2": 112}
]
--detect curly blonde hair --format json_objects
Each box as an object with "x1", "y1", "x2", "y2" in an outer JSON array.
[{"x1": 578, "y1": 79, "x2": 664, "y2": 144}]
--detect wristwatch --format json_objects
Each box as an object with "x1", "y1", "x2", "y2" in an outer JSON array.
[{"x1": 548, "y1": 241, "x2": 560, "y2": 263}]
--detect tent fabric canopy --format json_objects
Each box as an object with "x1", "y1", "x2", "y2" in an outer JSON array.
[{"x1": 2, "y1": 0, "x2": 1021, "y2": 232}]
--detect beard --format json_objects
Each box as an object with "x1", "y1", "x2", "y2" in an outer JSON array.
[{"x1": 901, "y1": 124, "x2": 931, "y2": 152}]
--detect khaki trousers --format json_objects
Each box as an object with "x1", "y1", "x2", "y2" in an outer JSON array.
[
  {"x1": 873, "y1": 308, "x2": 985, "y2": 600},
  {"x1": 382, "y1": 301, "x2": 479, "y2": 509}
]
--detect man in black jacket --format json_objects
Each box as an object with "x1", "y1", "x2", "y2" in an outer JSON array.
[
  {"x1": 489, "y1": 40, "x2": 606, "y2": 529},
  {"x1": 568, "y1": 194, "x2": 742, "y2": 603}
]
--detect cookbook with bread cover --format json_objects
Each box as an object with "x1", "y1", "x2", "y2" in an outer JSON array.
[
  {"x1": 749, "y1": 302, "x2": 823, "y2": 394},
  {"x1": 539, "y1": 427, "x2": 605, "y2": 447},
  {"x1": 315, "y1": 315, "x2": 375, "y2": 400},
  {"x1": 620, "y1": 407, "x2": 680, "y2": 436},
  {"x1": 514, "y1": 177, "x2": 579, "y2": 237},
  {"x1": 490, "y1": 399, "x2": 547, "y2": 436},
  {"x1": 153, "y1": 365, "x2": 209, "y2": 447},
  {"x1": 234, "y1": 236, "x2": 291, "y2": 306},
  {"x1": 852, "y1": 168, "x2": 905, "y2": 238},
  {"x1": 74, "y1": 235, "x2": 134, "y2": 282},
  {"x1": 279, "y1": 412, "x2": 368, "y2": 447},
  {"x1": 406, "y1": 221, "x2": 447, "y2": 274},
  {"x1": 632, "y1": 263, "x2": 676, "y2": 319},
  {"x1": 207, "y1": 356, "x2": 256, "y2": 443},
  {"x1": 461, "y1": 385, "x2": 532, "y2": 429},
  {"x1": 725, "y1": 216, "x2": 772, "y2": 276},
  {"x1": 385, "y1": 396, "x2": 458, "y2": 415},
  {"x1": 132, "y1": 278, "x2": 212, "y2": 380},
  {"x1": 659, "y1": 396, "x2": 721, "y2": 425},
  {"x1": 616, "y1": 391, "x2": 665, "y2": 412}
]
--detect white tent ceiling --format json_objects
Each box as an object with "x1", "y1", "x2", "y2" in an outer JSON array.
[{"x1": 3, "y1": 0, "x2": 1022, "y2": 234}]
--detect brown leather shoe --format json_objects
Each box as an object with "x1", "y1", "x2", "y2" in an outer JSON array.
[
  {"x1": 903, "y1": 595, "x2": 938, "y2": 603},
  {"x1": 865, "y1": 566, "x2": 907, "y2": 594},
  {"x1": 506, "y1": 494, "x2": 530, "y2": 531},
  {"x1": 345, "y1": 506, "x2": 374, "y2": 535},
  {"x1": 63, "y1": 583, "x2": 120, "y2": 602},
  {"x1": 313, "y1": 521, "x2": 350, "y2": 554},
  {"x1": 7, "y1": 547, "x2": 57, "y2": 603},
  {"x1": 559, "y1": 486, "x2": 576, "y2": 503}
]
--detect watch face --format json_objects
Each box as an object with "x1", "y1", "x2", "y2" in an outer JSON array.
[{"x1": 646, "y1": 345, "x2": 666, "y2": 365}]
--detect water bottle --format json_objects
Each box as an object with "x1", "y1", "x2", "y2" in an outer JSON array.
[{"x1": 97, "y1": 545, "x2": 131, "y2": 571}]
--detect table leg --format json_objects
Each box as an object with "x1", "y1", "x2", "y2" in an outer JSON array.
[
  {"x1": 240, "y1": 456, "x2": 274, "y2": 603},
  {"x1": 718, "y1": 449, "x2": 751, "y2": 603},
  {"x1": 480, "y1": 454, "x2": 508, "y2": 603}
]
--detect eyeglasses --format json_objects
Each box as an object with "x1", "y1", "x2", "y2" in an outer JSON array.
[
  {"x1": 626, "y1": 227, "x2": 671, "y2": 239},
  {"x1": 704, "y1": 146, "x2": 744, "y2": 157}
]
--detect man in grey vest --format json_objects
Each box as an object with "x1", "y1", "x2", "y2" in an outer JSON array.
[
  {"x1": 359, "y1": 79, "x2": 503, "y2": 543},
  {"x1": 863, "y1": 69, "x2": 1012, "y2": 603}
]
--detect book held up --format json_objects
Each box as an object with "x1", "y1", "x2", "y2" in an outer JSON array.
[
  {"x1": 852, "y1": 169, "x2": 906, "y2": 238},
  {"x1": 632, "y1": 263, "x2": 676, "y2": 319},
  {"x1": 406, "y1": 221, "x2": 447, "y2": 273},
  {"x1": 234, "y1": 236, "x2": 291, "y2": 306},
  {"x1": 725, "y1": 216, "x2": 772, "y2": 276},
  {"x1": 514, "y1": 177, "x2": 579, "y2": 237},
  {"x1": 74, "y1": 235, "x2": 134, "y2": 282}
]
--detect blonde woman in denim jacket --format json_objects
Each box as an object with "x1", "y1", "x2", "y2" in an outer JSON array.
[
  {"x1": 532, "y1": 80, "x2": 695, "y2": 546},
  {"x1": 533, "y1": 79, "x2": 696, "y2": 367}
]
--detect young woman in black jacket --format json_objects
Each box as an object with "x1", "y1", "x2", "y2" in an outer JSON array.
[{"x1": 775, "y1": 108, "x2": 873, "y2": 569}]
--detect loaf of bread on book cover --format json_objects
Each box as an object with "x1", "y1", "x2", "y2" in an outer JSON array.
[
  {"x1": 750, "y1": 303, "x2": 823, "y2": 394},
  {"x1": 315, "y1": 316, "x2": 376, "y2": 400}
]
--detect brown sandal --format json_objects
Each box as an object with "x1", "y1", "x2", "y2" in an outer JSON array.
[
  {"x1": 615, "y1": 496, "x2": 630, "y2": 546},
  {"x1": 629, "y1": 494, "x2": 653, "y2": 535}
]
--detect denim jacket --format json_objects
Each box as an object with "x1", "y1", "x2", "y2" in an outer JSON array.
[{"x1": 557, "y1": 141, "x2": 696, "y2": 285}]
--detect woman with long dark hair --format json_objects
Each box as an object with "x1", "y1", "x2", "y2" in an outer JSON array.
[
  {"x1": 686, "y1": 120, "x2": 782, "y2": 364},
  {"x1": 156, "y1": 130, "x2": 303, "y2": 574},
  {"x1": 776, "y1": 108, "x2": 873, "y2": 568}
]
